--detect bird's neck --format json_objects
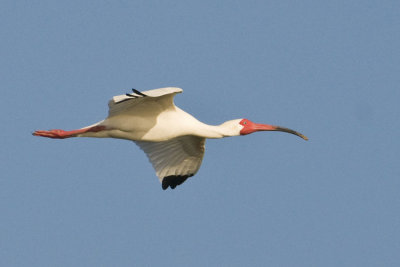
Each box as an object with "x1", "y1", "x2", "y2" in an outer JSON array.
[
  {"x1": 194, "y1": 121, "x2": 238, "y2": 139},
  {"x1": 169, "y1": 107, "x2": 232, "y2": 139}
]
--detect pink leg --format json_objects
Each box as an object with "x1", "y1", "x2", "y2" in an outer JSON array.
[{"x1": 33, "y1": 125, "x2": 107, "y2": 139}]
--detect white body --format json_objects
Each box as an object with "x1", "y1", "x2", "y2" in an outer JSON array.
[
  {"x1": 78, "y1": 87, "x2": 243, "y2": 189},
  {"x1": 81, "y1": 88, "x2": 242, "y2": 141}
]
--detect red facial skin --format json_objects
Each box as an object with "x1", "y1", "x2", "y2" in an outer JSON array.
[{"x1": 239, "y1": 119, "x2": 308, "y2": 140}]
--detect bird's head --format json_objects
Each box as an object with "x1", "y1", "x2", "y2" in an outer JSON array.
[{"x1": 236, "y1": 118, "x2": 308, "y2": 140}]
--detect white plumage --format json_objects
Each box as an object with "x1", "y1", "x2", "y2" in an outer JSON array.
[
  {"x1": 135, "y1": 135, "x2": 205, "y2": 189},
  {"x1": 34, "y1": 87, "x2": 307, "y2": 190}
]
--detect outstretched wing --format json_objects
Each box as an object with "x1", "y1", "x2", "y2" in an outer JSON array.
[
  {"x1": 107, "y1": 87, "x2": 183, "y2": 117},
  {"x1": 135, "y1": 135, "x2": 206, "y2": 190}
]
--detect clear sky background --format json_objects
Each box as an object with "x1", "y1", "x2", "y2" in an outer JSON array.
[{"x1": 1, "y1": 1, "x2": 399, "y2": 266}]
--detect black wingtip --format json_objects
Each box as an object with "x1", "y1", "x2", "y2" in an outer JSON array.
[
  {"x1": 161, "y1": 175, "x2": 193, "y2": 190},
  {"x1": 132, "y1": 88, "x2": 147, "y2": 97},
  {"x1": 125, "y1": 93, "x2": 138, "y2": 98}
]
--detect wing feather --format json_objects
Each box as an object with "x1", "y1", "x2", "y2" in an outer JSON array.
[
  {"x1": 107, "y1": 87, "x2": 183, "y2": 117},
  {"x1": 135, "y1": 135, "x2": 206, "y2": 189}
]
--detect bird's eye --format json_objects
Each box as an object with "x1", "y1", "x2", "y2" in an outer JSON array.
[{"x1": 243, "y1": 121, "x2": 247, "y2": 125}]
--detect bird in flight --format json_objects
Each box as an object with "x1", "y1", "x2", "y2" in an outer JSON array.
[{"x1": 33, "y1": 87, "x2": 308, "y2": 190}]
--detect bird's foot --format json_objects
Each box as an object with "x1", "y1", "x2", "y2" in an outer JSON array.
[{"x1": 32, "y1": 129, "x2": 70, "y2": 139}]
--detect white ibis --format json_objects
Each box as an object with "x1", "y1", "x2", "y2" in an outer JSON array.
[{"x1": 33, "y1": 87, "x2": 308, "y2": 189}]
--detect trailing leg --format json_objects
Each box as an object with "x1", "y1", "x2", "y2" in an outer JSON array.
[{"x1": 33, "y1": 125, "x2": 107, "y2": 139}]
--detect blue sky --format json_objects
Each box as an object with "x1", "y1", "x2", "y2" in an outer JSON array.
[{"x1": 1, "y1": 0, "x2": 399, "y2": 266}]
